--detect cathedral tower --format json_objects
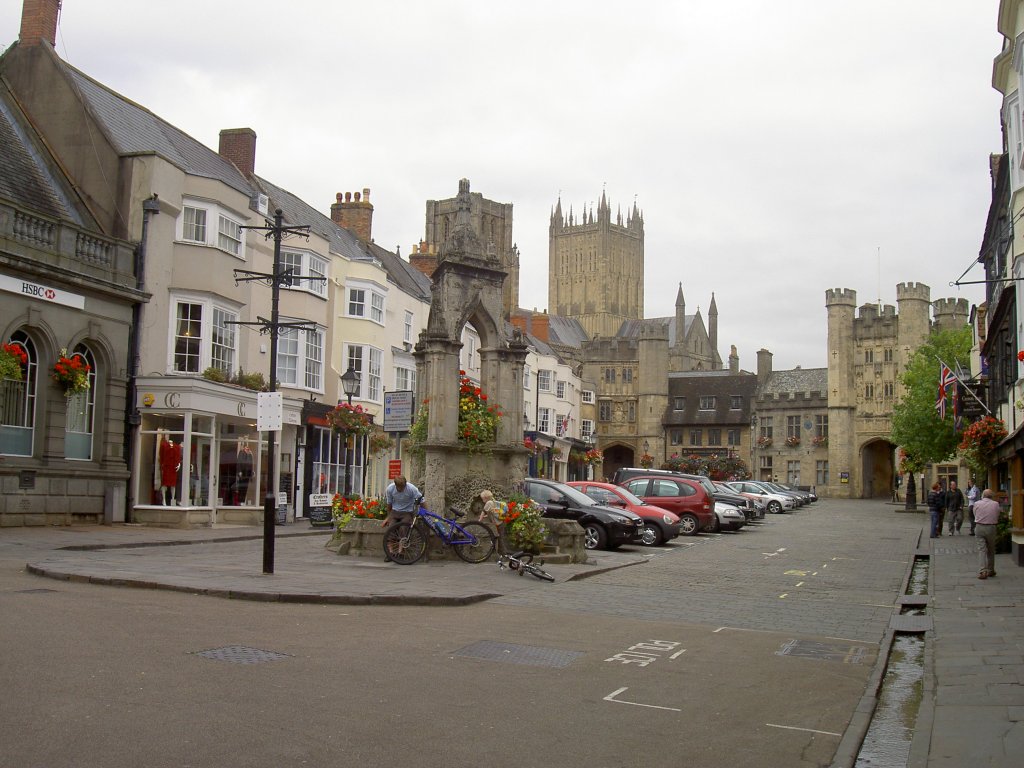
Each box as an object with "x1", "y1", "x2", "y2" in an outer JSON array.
[{"x1": 548, "y1": 191, "x2": 644, "y2": 338}]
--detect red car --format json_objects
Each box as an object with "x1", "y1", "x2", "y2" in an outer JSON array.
[
  {"x1": 568, "y1": 481, "x2": 681, "y2": 546},
  {"x1": 618, "y1": 475, "x2": 716, "y2": 536}
]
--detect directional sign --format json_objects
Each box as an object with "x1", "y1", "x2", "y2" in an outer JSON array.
[{"x1": 384, "y1": 390, "x2": 414, "y2": 433}]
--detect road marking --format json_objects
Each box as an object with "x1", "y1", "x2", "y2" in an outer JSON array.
[
  {"x1": 784, "y1": 569, "x2": 809, "y2": 576},
  {"x1": 765, "y1": 723, "x2": 841, "y2": 737},
  {"x1": 713, "y1": 626, "x2": 771, "y2": 634},
  {"x1": 795, "y1": 581, "x2": 804, "y2": 587},
  {"x1": 603, "y1": 687, "x2": 682, "y2": 712},
  {"x1": 779, "y1": 593, "x2": 788, "y2": 599},
  {"x1": 668, "y1": 648, "x2": 687, "y2": 660}
]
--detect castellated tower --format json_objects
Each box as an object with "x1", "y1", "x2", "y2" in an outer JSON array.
[
  {"x1": 637, "y1": 322, "x2": 669, "y2": 460},
  {"x1": 824, "y1": 282, "x2": 967, "y2": 501},
  {"x1": 415, "y1": 185, "x2": 519, "y2": 318},
  {"x1": 932, "y1": 297, "x2": 970, "y2": 333},
  {"x1": 826, "y1": 288, "x2": 858, "y2": 499},
  {"x1": 549, "y1": 191, "x2": 644, "y2": 338}
]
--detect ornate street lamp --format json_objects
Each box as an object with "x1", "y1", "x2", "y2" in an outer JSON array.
[{"x1": 340, "y1": 366, "x2": 360, "y2": 497}]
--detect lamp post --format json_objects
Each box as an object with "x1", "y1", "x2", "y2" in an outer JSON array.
[{"x1": 340, "y1": 366, "x2": 360, "y2": 497}]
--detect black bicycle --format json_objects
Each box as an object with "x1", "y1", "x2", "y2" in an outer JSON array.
[
  {"x1": 497, "y1": 550, "x2": 555, "y2": 582},
  {"x1": 383, "y1": 504, "x2": 495, "y2": 565}
]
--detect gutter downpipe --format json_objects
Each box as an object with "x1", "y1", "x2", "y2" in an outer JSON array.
[{"x1": 123, "y1": 194, "x2": 159, "y2": 522}]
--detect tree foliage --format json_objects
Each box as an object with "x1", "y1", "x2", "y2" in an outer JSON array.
[{"x1": 890, "y1": 326, "x2": 972, "y2": 468}]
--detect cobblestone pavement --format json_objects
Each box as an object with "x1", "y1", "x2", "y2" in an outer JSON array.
[{"x1": 497, "y1": 498, "x2": 923, "y2": 643}]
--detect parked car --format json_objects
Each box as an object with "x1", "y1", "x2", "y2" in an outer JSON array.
[
  {"x1": 711, "y1": 481, "x2": 762, "y2": 521},
  {"x1": 568, "y1": 481, "x2": 681, "y2": 546},
  {"x1": 618, "y1": 475, "x2": 716, "y2": 535},
  {"x1": 522, "y1": 478, "x2": 644, "y2": 550},
  {"x1": 775, "y1": 483, "x2": 816, "y2": 503},
  {"x1": 711, "y1": 501, "x2": 747, "y2": 532},
  {"x1": 760, "y1": 481, "x2": 807, "y2": 506},
  {"x1": 725, "y1": 481, "x2": 796, "y2": 514}
]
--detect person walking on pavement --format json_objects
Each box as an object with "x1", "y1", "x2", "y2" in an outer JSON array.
[
  {"x1": 945, "y1": 480, "x2": 965, "y2": 535},
  {"x1": 935, "y1": 479, "x2": 947, "y2": 536},
  {"x1": 973, "y1": 488, "x2": 1002, "y2": 579},
  {"x1": 966, "y1": 480, "x2": 979, "y2": 536},
  {"x1": 927, "y1": 482, "x2": 944, "y2": 539}
]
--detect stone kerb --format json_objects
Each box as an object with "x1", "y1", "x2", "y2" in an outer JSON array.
[{"x1": 327, "y1": 517, "x2": 588, "y2": 563}]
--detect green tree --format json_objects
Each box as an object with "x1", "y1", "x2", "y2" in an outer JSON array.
[{"x1": 890, "y1": 326, "x2": 972, "y2": 467}]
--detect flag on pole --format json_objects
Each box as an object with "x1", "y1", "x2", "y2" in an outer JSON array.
[
  {"x1": 935, "y1": 364, "x2": 949, "y2": 420},
  {"x1": 941, "y1": 365, "x2": 956, "y2": 390},
  {"x1": 935, "y1": 381, "x2": 947, "y2": 420}
]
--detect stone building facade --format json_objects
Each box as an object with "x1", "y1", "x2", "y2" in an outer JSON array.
[
  {"x1": 411, "y1": 188, "x2": 519, "y2": 319},
  {"x1": 825, "y1": 283, "x2": 969, "y2": 499}
]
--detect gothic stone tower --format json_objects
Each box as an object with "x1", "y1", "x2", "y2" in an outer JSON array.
[
  {"x1": 549, "y1": 191, "x2": 644, "y2": 338},
  {"x1": 825, "y1": 283, "x2": 941, "y2": 499},
  {"x1": 413, "y1": 188, "x2": 519, "y2": 319}
]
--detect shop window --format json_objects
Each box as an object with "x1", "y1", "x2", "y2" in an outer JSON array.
[{"x1": 0, "y1": 330, "x2": 37, "y2": 456}]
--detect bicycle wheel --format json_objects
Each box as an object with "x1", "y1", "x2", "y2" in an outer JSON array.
[
  {"x1": 383, "y1": 522, "x2": 426, "y2": 565},
  {"x1": 453, "y1": 522, "x2": 496, "y2": 563},
  {"x1": 524, "y1": 563, "x2": 555, "y2": 582}
]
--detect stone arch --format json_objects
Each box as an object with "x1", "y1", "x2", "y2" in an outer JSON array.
[
  {"x1": 601, "y1": 442, "x2": 637, "y2": 482},
  {"x1": 860, "y1": 438, "x2": 895, "y2": 499}
]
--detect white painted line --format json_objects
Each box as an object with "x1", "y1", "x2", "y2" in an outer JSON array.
[
  {"x1": 795, "y1": 581, "x2": 804, "y2": 587},
  {"x1": 714, "y1": 626, "x2": 769, "y2": 634},
  {"x1": 777, "y1": 548, "x2": 786, "y2": 552},
  {"x1": 668, "y1": 648, "x2": 687, "y2": 660},
  {"x1": 825, "y1": 635, "x2": 875, "y2": 644},
  {"x1": 779, "y1": 593, "x2": 788, "y2": 599},
  {"x1": 765, "y1": 723, "x2": 841, "y2": 737},
  {"x1": 604, "y1": 687, "x2": 682, "y2": 712}
]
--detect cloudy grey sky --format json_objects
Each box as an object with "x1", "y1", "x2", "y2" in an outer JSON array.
[{"x1": 1, "y1": 0, "x2": 1004, "y2": 370}]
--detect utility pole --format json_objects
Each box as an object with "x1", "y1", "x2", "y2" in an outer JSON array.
[{"x1": 231, "y1": 209, "x2": 317, "y2": 574}]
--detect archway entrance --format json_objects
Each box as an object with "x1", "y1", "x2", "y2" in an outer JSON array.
[
  {"x1": 860, "y1": 440, "x2": 895, "y2": 499},
  {"x1": 602, "y1": 444, "x2": 636, "y2": 483}
]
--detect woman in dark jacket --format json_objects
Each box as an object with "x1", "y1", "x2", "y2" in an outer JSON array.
[{"x1": 927, "y1": 482, "x2": 943, "y2": 539}]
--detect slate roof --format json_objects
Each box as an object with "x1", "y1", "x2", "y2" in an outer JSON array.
[
  {"x1": 547, "y1": 315, "x2": 589, "y2": 347},
  {"x1": 0, "y1": 82, "x2": 83, "y2": 223},
  {"x1": 618, "y1": 316, "x2": 688, "y2": 346},
  {"x1": 62, "y1": 60, "x2": 432, "y2": 303},
  {"x1": 759, "y1": 367, "x2": 828, "y2": 398},
  {"x1": 66, "y1": 66, "x2": 252, "y2": 198},
  {"x1": 664, "y1": 371, "x2": 758, "y2": 426}
]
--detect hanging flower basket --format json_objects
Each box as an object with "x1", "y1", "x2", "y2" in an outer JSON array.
[
  {"x1": 0, "y1": 342, "x2": 28, "y2": 381},
  {"x1": 584, "y1": 448, "x2": 603, "y2": 465},
  {"x1": 51, "y1": 350, "x2": 90, "y2": 396},
  {"x1": 958, "y1": 416, "x2": 1008, "y2": 478},
  {"x1": 327, "y1": 402, "x2": 372, "y2": 436},
  {"x1": 639, "y1": 453, "x2": 655, "y2": 469},
  {"x1": 367, "y1": 430, "x2": 393, "y2": 456}
]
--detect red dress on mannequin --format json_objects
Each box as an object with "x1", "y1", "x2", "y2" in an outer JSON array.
[{"x1": 159, "y1": 439, "x2": 182, "y2": 487}]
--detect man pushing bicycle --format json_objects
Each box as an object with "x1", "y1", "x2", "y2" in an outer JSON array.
[{"x1": 383, "y1": 475, "x2": 425, "y2": 527}]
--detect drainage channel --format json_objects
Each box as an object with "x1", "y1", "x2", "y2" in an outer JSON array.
[{"x1": 853, "y1": 555, "x2": 929, "y2": 768}]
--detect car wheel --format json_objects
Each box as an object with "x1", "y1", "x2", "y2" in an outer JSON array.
[
  {"x1": 678, "y1": 513, "x2": 700, "y2": 536},
  {"x1": 768, "y1": 500, "x2": 781, "y2": 514},
  {"x1": 583, "y1": 523, "x2": 607, "y2": 550},
  {"x1": 640, "y1": 523, "x2": 662, "y2": 546}
]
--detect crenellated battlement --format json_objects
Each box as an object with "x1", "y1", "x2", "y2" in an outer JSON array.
[
  {"x1": 896, "y1": 282, "x2": 931, "y2": 303},
  {"x1": 825, "y1": 288, "x2": 857, "y2": 307},
  {"x1": 932, "y1": 297, "x2": 969, "y2": 317}
]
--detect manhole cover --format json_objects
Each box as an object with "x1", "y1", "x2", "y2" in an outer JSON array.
[
  {"x1": 454, "y1": 641, "x2": 583, "y2": 668},
  {"x1": 776, "y1": 639, "x2": 867, "y2": 664},
  {"x1": 191, "y1": 645, "x2": 292, "y2": 664},
  {"x1": 890, "y1": 615, "x2": 933, "y2": 633}
]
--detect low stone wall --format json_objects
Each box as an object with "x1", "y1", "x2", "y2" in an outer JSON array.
[{"x1": 326, "y1": 517, "x2": 588, "y2": 562}]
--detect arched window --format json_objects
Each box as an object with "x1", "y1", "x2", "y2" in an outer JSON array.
[
  {"x1": 65, "y1": 344, "x2": 96, "y2": 460},
  {"x1": 0, "y1": 330, "x2": 37, "y2": 456}
]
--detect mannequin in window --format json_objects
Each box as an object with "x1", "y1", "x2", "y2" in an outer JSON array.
[
  {"x1": 159, "y1": 435, "x2": 182, "y2": 505},
  {"x1": 236, "y1": 438, "x2": 254, "y2": 505}
]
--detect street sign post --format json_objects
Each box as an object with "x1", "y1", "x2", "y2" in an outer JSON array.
[{"x1": 383, "y1": 390, "x2": 414, "y2": 433}]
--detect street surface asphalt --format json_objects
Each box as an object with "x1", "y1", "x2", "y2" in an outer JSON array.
[{"x1": 0, "y1": 498, "x2": 1021, "y2": 767}]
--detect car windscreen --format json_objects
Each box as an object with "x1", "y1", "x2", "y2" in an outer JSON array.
[
  {"x1": 608, "y1": 486, "x2": 645, "y2": 505},
  {"x1": 552, "y1": 483, "x2": 601, "y2": 507}
]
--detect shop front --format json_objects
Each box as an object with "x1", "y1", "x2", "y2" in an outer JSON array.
[{"x1": 132, "y1": 377, "x2": 302, "y2": 528}]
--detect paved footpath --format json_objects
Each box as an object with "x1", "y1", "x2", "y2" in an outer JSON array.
[{"x1": 2, "y1": 507, "x2": 1023, "y2": 767}]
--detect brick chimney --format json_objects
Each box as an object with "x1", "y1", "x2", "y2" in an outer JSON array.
[
  {"x1": 20, "y1": 0, "x2": 61, "y2": 47},
  {"x1": 531, "y1": 311, "x2": 550, "y2": 343},
  {"x1": 409, "y1": 240, "x2": 439, "y2": 278},
  {"x1": 330, "y1": 189, "x2": 373, "y2": 243},
  {"x1": 218, "y1": 128, "x2": 257, "y2": 179}
]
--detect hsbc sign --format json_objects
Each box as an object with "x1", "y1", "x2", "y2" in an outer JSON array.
[{"x1": 0, "y1": 274, "x2": 85, "y2": 309}]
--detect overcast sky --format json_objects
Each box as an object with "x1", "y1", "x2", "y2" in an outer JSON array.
[{"x1": 1, "y1": 1, "x2": 1005, "y2": 370}]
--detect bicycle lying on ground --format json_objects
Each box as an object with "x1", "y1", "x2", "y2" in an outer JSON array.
[
  {"x1": 383, "y1": 504, "x2": 495, "y2": 565},
  {"x1": 496, "y1": 550, "x2": 555, "y2": 582}
]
